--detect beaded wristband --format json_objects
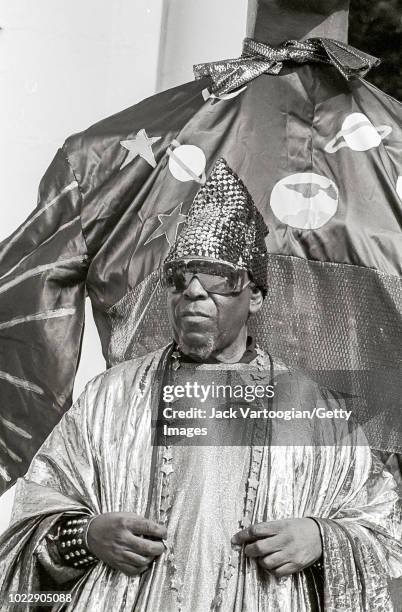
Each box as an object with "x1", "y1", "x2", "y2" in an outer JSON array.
[{"x1": 57, "y1": 515, "x2": 98, "y2": 569}]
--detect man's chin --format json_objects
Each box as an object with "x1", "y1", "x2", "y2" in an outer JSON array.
[{"x1": 177, "y1": 335, "x2": 215, "y2": 362}]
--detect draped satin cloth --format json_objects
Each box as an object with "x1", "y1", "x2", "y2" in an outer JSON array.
[{"x1": 0, "y1": 348, "x2": 401, "y2": 611}]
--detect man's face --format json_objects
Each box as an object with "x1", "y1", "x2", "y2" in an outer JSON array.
[{"x1": 167, "y1": 266, "x2": 261, "y2": 361}]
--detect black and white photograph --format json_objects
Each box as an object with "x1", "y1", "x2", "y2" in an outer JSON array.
[{"x1": 0, "y1": 0, "x2": 401, "y2": 610}]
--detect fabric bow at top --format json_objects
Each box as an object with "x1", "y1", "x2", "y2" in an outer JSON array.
[{"x1": 194, "y1": 37, "x2": 380, "y2": 96}]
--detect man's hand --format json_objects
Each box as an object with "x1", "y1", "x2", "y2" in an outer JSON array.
[
  {"x1": 231, "y1": 518, "x2": 322, "y2": 577},
  {"x1": 87, "y1": 513, "x2": 167, "y2": 576}
]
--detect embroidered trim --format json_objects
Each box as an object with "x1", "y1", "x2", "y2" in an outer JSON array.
[{"x1": 159, "y1": 347, "x2": 272, "y2": 611}]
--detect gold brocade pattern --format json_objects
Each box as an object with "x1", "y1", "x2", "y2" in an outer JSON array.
[
  {"x1": 157, "y1": 348, "x2": 271, "y2": 611},
  {"x1": 0, "y1": 348, "x2": 401, "y2": 611}
]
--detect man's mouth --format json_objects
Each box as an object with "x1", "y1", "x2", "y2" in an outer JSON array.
[{"x1": 181, "y1": 311, "x2": 209, "y2": 318}]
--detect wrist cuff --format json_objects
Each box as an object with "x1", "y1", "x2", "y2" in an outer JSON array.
[{"x1": 57, "y1": 515, "x2": 98, "y2": 569}]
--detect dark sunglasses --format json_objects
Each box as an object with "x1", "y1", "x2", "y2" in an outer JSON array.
[{"x1": 161, "y1": 259, "x2": 251, "y2": 295}]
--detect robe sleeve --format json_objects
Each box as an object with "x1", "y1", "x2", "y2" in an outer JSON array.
[
  {"x1": 0, "y1": 381, "x2": 103, "y2": 608},
  {"x1": 0, "y1": 146, "x2": 89, "y2": 494},
  {"x1": 314, "y1": 448, "x2": 402, "y2": 611}
]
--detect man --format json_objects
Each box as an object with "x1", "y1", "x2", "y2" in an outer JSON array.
[
  {"x1": 0, "y1": 159, "x2": 401, "y2": 611},
  {"x1": 0, "y1": 0, "x2": 400, "y2": 506}
]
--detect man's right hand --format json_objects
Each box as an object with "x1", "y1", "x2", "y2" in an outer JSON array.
[{"x1": 86, "y1": 513, "x2": 167, "y2": 576}]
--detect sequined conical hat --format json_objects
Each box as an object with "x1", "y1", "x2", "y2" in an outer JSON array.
[{"x1": 165, "y1": 158, "x2": 269, "y2": 295}]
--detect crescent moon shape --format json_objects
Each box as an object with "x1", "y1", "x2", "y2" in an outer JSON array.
[{"x1": 202, "y1": 86, "x2": 247, "y2": 101}]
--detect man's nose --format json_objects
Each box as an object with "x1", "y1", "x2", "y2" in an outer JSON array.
[{"x1": 183, "y1": 276, "x2": 208, "y2": 299}]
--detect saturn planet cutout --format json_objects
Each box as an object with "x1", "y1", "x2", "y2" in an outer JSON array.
[
  {"x1": 168, "y1": 140, "x2": 207, "y2": 184},
  {"x1": 325, "y1": 112, "x2": 392, "y2": 153}
]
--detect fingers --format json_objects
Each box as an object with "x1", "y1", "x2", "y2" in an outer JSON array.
[
  {"x1": 266, "y1": 562, "x2": 299, "y2": 578},
  {"x1": 124, "y1": 532, "x2": 166, "y2": 557},
  {"x1": 122, "y1": 550, "x2": 154, "y2": 568},
  {"x1": 127, "y1": 517, "x2": 167, "y2": 540},
  {"x1": 256, "y1": 552, "x2": 287, "y2": 571},
  {"x1": 244, "y1": 535, "x2": 285, "y2": 558},
  {"x1": 232, "y1": 520, "x2": 286, "y2": 545},
  {"x1": 113, "y1": 548, "x2": 159, "y2": 578}
]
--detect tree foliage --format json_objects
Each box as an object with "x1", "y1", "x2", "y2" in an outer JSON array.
[{"x1": 349, "y1": 0, "x2": 402, "y2": 100}]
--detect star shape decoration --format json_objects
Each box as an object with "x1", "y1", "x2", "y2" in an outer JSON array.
[
  {"x1": 120, "y1": 129, "x2": 161, "y2": 169},
  {"x1": 163, "y1": 447, "x2": 173, "y2": 461},
  {"x1": 160, "y1": 499, "x2": 171, "y2": 513},
  {"x1": 248, "y1": 477, "x2": 260, "y2": 490},
  {"x1": 144, "y1": 203, "x2": 187, "y2": 247},
  {"x1": 161, "y1": 463, "x2": 174, "y2": 477}
]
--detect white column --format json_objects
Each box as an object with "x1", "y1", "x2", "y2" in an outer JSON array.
[
  {"x1": 157, "y1": 0, "x2": 248, "y2": 91},
  {"x1": 0, "y1": 0, "x2": 164, "y2": 240}
]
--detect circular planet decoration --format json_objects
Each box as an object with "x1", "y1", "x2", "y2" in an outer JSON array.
[
  {"x1": 397, "y1": 176, "x2": 402, "y2": 200},
  {"x1": 168, "y1": 141, "x2": 207, "y2": 184},
  {"x1": 270, "y1": 172, "x2": 339, "y2": 230},
  {"x1": 325, "y1": 112, "x2": 392, "y2": 154}
]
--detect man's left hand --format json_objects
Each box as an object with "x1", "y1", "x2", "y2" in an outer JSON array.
[{"x1": 231, "y1": 518, "x2": 322, "y2": 577}]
